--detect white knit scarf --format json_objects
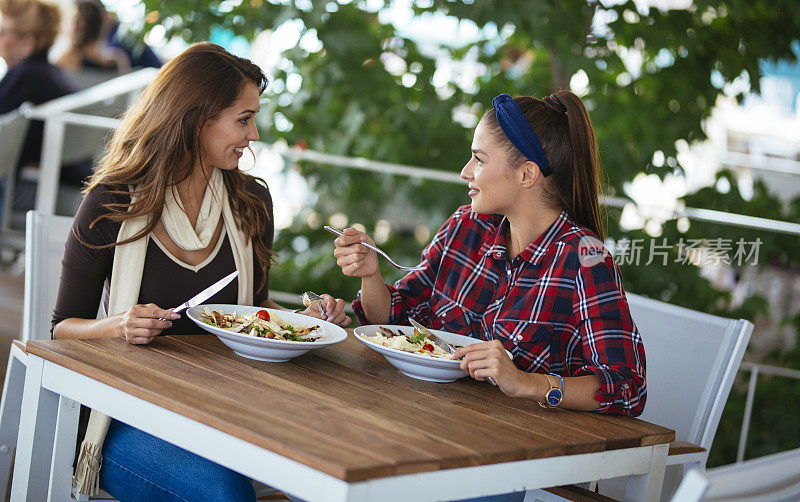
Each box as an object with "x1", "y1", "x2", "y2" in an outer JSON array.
[{"x1": 74, "y1": 168, "x2": 253, "y2": 495}]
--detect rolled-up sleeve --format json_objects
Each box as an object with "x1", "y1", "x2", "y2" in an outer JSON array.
[{"x1": 572, "y1": 256, "x2": 646, "y2": 416}]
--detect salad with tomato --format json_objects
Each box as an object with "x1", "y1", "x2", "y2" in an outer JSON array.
[
  {"x1": 370, "y1": 326, "x2": 458, "y2": 359},
  {"x1": 199, "y1": 308, "x2": 320, "y2": 342}
]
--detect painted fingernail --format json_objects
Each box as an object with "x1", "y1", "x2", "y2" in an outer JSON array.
[
  {"x1": 168, "y1": 322, "x2": 173, "y2": 327},
  {"x1": 170, "y1": 313, "x2": 180, "y2": 319}
]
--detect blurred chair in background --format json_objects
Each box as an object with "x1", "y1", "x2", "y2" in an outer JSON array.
[{"x1": 0, "y1": 106, "x2": 29, "y2": 251}]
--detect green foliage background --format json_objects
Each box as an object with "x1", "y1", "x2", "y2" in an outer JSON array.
[{"x1": 140, "y1": 0, "x2": 800, "y2": 466}]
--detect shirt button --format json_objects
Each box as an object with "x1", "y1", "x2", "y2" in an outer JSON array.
[
  {"x1": 506, "y1": 269, "x2": 511, "y2": 275},
  {"x1": 495, "y1": 253, "x2": 502, "y2": 259},
  {"x1": 440, "y1": 312, "x2": 446, "y2": 317}
]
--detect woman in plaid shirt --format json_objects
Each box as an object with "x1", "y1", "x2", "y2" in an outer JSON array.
[{"x1": 334, "y1": 91, "x2": 646, "y2": 418}]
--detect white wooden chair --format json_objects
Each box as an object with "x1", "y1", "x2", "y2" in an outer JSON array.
[
  {"x1": 671, "y1": 448, "x2": 800, "y2": 502},
  {"x1": 531, "y1": 292, "x2": 753, "y2": 502},
  {"x1": 0, "y1": 211, "x2": 74, "y2": 498},
  {"x1": 593, "y1": 293, "x2": 753, "y2": 501}
]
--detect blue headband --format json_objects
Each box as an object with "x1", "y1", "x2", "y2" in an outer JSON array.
[{"x1": 492, "y1": 93, "x2": 552, "y2": 177}]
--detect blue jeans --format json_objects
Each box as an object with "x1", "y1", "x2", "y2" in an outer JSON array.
[{"x1": 100, "y1": 420, "x2": 256, "y2": 502}]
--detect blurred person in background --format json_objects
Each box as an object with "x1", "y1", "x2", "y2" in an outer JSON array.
[
  {"x1": 0, "y1": 0, "x2": 79, "y2": 177},
  {"x1": 104, "y1": 7, "x2": 161, "y2": 68},
  {"x1": 56, "y1": 0, "x2": 130, "y2": 74}
]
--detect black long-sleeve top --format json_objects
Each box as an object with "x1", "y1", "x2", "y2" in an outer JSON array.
[{"x1": 51, "y1": 180, "x2": 275, "y2": 335}]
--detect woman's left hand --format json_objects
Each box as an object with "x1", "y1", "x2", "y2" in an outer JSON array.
[
  {"x1": 301, "y1": 294, "x2": 352, "y2": 327},
  {"x1": 453, "y1": 340, "x2": 532, "y2": 397}
]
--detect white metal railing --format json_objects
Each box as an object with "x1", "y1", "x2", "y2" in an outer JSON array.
[
  {"x1": 279, "y1": 146, "x2": 800, "y2": 237},
  {"x1": 723, "y1": 151, "x2": 800, "y2": 177}
]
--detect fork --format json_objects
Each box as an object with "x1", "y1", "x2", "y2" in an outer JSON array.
[
  {"x1": 408, "y1": 318, "x2": 455, "y2": 354},
  {"x1": 324, "y1": 225, "x2": 426, "y2": 272},
  {"x1": 302, "y1": 291, "x2": 327, "y2": 317}
]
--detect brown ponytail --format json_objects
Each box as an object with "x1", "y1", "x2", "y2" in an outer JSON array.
[{"x1": 483, "y1": 90, "x2": 606, "y2": 240}]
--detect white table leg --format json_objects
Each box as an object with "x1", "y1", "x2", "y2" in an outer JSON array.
[
  {"x1": 0, "y1": 348, "x2": 27, "y2": 498},
  {"x1": 625, "y1": 443, "x2": 668, "y2": 502},
  {"x1": 48, "y1": 396, "x2": 80, "y2": 502},
  {"x1": 10, "y1": 355, "x2": 59, "y2": 502}
]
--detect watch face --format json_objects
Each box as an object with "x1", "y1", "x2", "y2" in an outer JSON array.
[{"x1": 546, "y1": 389, "x2": 563, "y2": 406}]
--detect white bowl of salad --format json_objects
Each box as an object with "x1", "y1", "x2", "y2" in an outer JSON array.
[
  {"x1": 354, "y1": 324, "x2": 496, "y2": 383},
  {"x1": 187, "y1": 304, "x2": 347, "y2": 362}
]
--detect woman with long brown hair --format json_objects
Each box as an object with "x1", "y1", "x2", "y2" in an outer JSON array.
[
  {"x1": 334, "y1": 93, "x2": 645, "y2": 501},
  {"x1": 51, "y1": 42, "x2": 349, "y2": 501}
]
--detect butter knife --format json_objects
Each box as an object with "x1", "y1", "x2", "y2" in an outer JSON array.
[{"x1": 168, "y1": 270, "x2": 238, "y2": 316}]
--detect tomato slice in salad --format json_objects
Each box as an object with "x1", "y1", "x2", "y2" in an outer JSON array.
[
  {"x1": 255, "y1": 310, "x2": 270, "y2": 321},
  {"x1": 423, "y1": 343, "x2": 434, "y2": 352}
]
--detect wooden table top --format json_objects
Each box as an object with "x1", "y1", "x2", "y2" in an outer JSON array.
[{"x1": 26, "y1": 332, "x2": 674, "y2": 482}]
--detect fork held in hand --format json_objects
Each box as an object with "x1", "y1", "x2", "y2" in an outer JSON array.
[
  {"x1": 324, "y1": 225, "x2": 426, "y2": 272},
  {"x1": 302, "y1": 291, "x2": 327, "y2": 317}
]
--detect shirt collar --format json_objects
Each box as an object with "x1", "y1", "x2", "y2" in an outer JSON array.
[{"x1": 485, "y1": 210, "x2": 573, "y2": 265}]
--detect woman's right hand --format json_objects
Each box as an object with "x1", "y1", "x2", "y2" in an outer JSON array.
[
  {"x1": 119, "y1": 303, "x2": 180, "y2": 345},
  {"x1": 333, "y1": 227, "x2": 380, "y2": 278}
]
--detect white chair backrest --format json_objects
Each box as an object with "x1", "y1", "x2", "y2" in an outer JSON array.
[
  {"x1": 0, "y1": 107, "x2": 30, "y2": 178},
  {"x1": 22, "y1": 211, "x2": 75, "y2": 342},
  {"x1": 672, "y1": 448, "x2": 800, "y2": 502},
  {"x1": 627, "y1": 293, "x2": 753, "y2": 451}
]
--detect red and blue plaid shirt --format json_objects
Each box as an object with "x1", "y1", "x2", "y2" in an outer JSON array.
[{"x1": 353, "y1": 206, "x2": 646, "y2": 416}]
